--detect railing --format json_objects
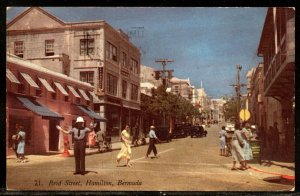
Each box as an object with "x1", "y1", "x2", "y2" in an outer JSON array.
[{"x1": 264, "y1": 29, "x2": 294, "y2": 93}]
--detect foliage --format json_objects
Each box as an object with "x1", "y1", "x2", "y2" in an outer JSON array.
[
  {"x1": 141, "y1": 85, "x2": 200, "y2": 121},
  {"x1": 223, "y1": 97, "x2": 237, "y2": 121}
]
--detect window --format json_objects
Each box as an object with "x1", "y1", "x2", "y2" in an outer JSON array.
[
  {"x1": 45, "y1": 39, "x2": 55, "y2": 56},
  {"x1": 174, "y1": 86, "x2": 179, "y2": 93},
  {"x1": 107, "y1": 73, "x2": 118, "y2": 96},
  {"x1": 131, "y1": 84, "x2": 139, "y2": 101},
  {"x1": 121, "y1": 52, "x2": 127, "y2": 68},
  {"x1": 122, "y1": 80, "x2": 127, "y2": 99},
  {"x1": 14, "y1": 41, "x2": 24, "y2": 58},
  {"x1": 130, "y1": 58, "x2": 139, "y2": 74},
  {"x1": 80, "y1": 71, "x2": 94, "y2": 86},
  {"x1": 80, "y1": 39, "x2": 94, "y2": 56},
  {"x1": 106, "y1": 42, "x2": 117, "y2": 62}
]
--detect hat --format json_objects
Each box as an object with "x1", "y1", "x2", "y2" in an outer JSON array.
[
  {"x1": 76, "y1": 116, "x2": 84, "y2": 123},
  {"x1": 251, "y1": 125, "x2": 256, "y2": 129},
  {"x1": 150, "y1": 125, "x2": 155, "y2": 129}
]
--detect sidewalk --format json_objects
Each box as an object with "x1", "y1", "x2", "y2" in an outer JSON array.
[
  {"x1": 7, "y1": 138, "x2": 150, "y2": 161},
  {"x1": 246, "y1": 149, "x2": 295, "y2": 186}
]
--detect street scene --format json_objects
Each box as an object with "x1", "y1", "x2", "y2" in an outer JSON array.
[
  {"x1": 6, "y1": 124, "x2": 294, "y2": 191},
  {"x1": 5, "y1": 7, "x2": 295, "y2": 192}
]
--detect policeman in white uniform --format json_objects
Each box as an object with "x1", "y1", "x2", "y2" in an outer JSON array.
[{"x1": 57, "y1": 117, "x2": 96, "y2": 175}]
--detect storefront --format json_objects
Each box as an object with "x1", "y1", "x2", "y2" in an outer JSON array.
[{"x1": 6, "y1": 54, "x2": 106, "y2": 155}]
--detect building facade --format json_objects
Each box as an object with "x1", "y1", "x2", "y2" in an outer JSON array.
[
  {"x1": 257, "y1": 7, "x2": 295, "y2": 157},
  {"x1": 169, "y1": 77, "x2": 193, "y2": 101},
  {"x1": 6, "y1": 54, "x2": 104, "y2": 155},
  {"x1": 6, "y1": 7, "x2": 141, "y2": 140}
]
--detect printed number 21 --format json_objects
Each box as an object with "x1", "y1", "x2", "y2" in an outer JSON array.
[{"x1": 35, "y1": 180, "x2": 41, "y2": 186}]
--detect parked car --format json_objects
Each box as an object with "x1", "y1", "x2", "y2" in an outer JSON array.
[
  {"x1": 190, "y1": 125, "x2": 207, "y2": 138},
  {"x1": 171, "y1": 125, "x2": 187, "y2": 138},
  {"x1": 155, "y1": 126, "x2": 172, "y2": 142}
]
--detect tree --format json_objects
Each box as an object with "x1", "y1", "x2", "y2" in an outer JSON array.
[
  {"x1": 223, "y1": 97, "x2": 237, "y2": 121},
  {"x1": 141, "y1": 85, "x2": 200, "y2": 124}
]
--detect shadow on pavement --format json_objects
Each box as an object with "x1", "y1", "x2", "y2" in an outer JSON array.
[{"x1": 260, "y1": 160, "x2": 295, "y2": 171}]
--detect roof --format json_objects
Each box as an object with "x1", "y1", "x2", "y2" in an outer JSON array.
[
  {"x1": 140, "y1": 82, "x2": 156, "y2": 89},
  {"x1": 170, "y1": 77, "x2": 191, "y2": 86},
  {"x1": 7, "y1": 7, "x2": 65, "y2": 28},
  {"x1": 7, "y1": 53, "x2": 93, "y2": 89}
]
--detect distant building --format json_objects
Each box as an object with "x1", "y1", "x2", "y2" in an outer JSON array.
[
  {"x1": 169, "y1": 77, "x2": 193, "y2": 101},
  {"x1": 140, "y1": 65, "x2": 163, "y2": 96},
  {"x1": 210, "y1": 99, "x2": 226, "y2": 123},
  {"x1": 6, "y1": 7, "x2": 141, "y2": 139}
]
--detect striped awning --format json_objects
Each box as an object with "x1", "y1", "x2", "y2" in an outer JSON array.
[
  {"x1": 54, "y1": 82, "x2": 68, "y2": 96},
  {"x1": 38, "y1": 78, "x2": 55, "y2": 93},
  {"x1": 67, "y1": 85, "x2": 80, "y2": 98},
  {"x1": 6, "y1": 69, "x2": 20, "y2": 84},
  {"x1": 89, "y1": 91, "x2": 101, "y2": 103},
  {"x1": 20, "y1": 72, "x2": 39, "y2": 88},
  {"x1": 17, "y1": 96, "x2": 64, "y2": 120},
  {"x1": 78, "y1": 89, "x2": 90, "y2": 101}
]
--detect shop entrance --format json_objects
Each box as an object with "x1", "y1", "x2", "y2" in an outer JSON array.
[{"x1": 49, "y1": 120, "x2": 60, "y2": 151}]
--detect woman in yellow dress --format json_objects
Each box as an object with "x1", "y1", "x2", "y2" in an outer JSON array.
[{"x1": 116, "y1": 125, "x2": 132, "y2": 167}]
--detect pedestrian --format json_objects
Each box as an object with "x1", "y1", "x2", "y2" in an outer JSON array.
[
  {"x1": 230, "y1": 124, "x2": 246, "y2": 170},
  {"x1": 116, "y1": 125, "x2": 132, "y2": 167},
  {"x1": 88, "y1": 130, "x2": 96, "y2": 149},
  {"x1": 56, "y1": 117, "x2": 96, "y2": 175},
  {"x1": 16, "y1": 126, "x2": 26, "y2": 163},
  {"x1": 146, "y1": 125, "x2": 161, "y2": 158},
  {"x1": 131, "y1": 123, "x2": 139, "y2": 146},
  {"x1": 12, "y1": 124, "x2": 20, "y2": 159},
  {"x1": 219, "y1": 126, "x2": 226, "y2": 156},
  {"x1": 241, "y1": 123, "x2": 253, "y2": 169},
  {"x1": 225, "y1": 127, "x2": 234, "y2": 157},
  {"x1": 272, "y1": 122, "x2": 280, "y2": 154},
  {"x1": 95, "y1": 128, "x2": 105, "y2": 152}
]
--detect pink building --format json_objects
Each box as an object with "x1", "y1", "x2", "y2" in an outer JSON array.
[{"x1": 6, "y1": 54, "x2": 105, "y2": 155}]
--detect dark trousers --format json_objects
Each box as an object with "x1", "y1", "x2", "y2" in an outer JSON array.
[
  {"x1": 74, "y1": 139, "x2": 86, "y2": 173},
  {"x1": 146, "y1": 138, "x2": 157, "y2": 156}
]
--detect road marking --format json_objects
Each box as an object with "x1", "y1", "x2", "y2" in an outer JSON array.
[{"x1": 131, "y1": 148, "x2": 175, "y2": 162}]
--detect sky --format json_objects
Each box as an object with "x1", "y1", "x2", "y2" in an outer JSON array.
[{"x1": 6, "y1": 7, "x2": 267, "y2": 98}]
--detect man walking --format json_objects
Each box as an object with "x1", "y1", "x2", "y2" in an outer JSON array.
[
  {"x1": 146, "y1": 125, "x2": 161, "y2": 158},
  {"x1": 56, "y1": 117, "x2": 96, "y2": 175},
  {"x1": 95, "y1": 128, "x2": 105, "y2": 152}
]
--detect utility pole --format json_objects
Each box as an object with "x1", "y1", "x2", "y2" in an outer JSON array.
[
  {"x1": 153, "y1": 59, "x2": 174, "y2": 127},
  {"x1": 154, "y1": 59, "x2": 174, "y2": 87},
  {"x1": 230, "y1": 65, "x2": 246, "y2": 125}
]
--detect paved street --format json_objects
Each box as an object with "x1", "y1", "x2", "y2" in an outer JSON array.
[{"x1": 7, "y1": 124, "x2": 294, "y2": 191}]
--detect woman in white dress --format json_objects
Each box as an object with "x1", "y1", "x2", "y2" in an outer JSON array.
[{"x1": 230, "y1": 124, "x2": 246, "y2": 170}]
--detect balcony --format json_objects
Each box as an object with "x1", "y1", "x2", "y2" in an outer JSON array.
[{"x1": 264, "y1": 18, "x2": 295, "y2": 100}]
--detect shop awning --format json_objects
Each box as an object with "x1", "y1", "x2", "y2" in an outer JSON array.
[
  {"x1": 67, "y1": 85, "x2": 80, "y2": 98},
  {"x1": 89, "y1": 91, "x2": 101, "y2": 103},
  {"x1": 54, "y1": 82, "x2": 68, "y2": 96},
  {"x1": 76, "y1": 105, "x2": 107, "y2": 122},
  {"x1": 6, "y1": 69, "x2": 20, "y2": 84},
  {"x1": 17, "y1": 96, "x2": 64, "y2": 120},
  {"x1": 38, "y1": 77, "x2": 55, "y2": 93},
  {"x1": 20, "y1": 72, "x2": 39, "y2": 88},
  {"x1": 78, "y1": 89, "x2": 90, "y2": 101}
]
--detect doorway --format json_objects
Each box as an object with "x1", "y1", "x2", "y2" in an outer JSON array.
[{"x1": 49, "y1": 120, "x2": 60, "y2": 151}]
